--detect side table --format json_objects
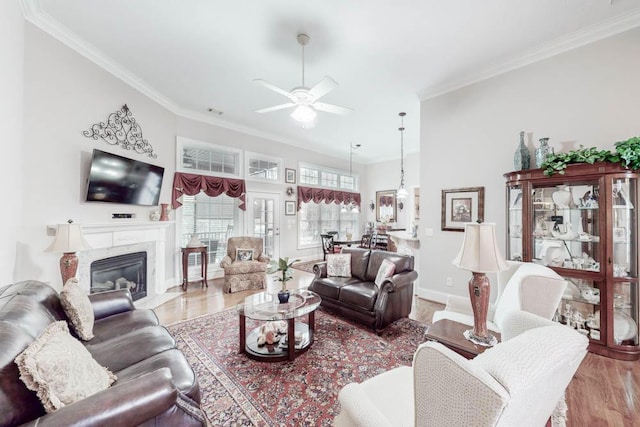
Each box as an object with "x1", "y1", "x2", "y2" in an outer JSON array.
[
  {"x1": 180, "y1": 246, "x2": 208, "y2": 291},
  {"x1": 425, "y1": 319, "x2": 501, "y2": 359}
]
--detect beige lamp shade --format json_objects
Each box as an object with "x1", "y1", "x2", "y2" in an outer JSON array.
[
  {"x1": 46, "y1": 222, "x2": 91, "y2": 253},
  {"x1": 453, "y1": 222, "x2": 508, "y2": 273}
]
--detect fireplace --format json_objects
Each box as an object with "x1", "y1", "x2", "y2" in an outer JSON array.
[{"x1": 90, "y1": 252, "x2": 147, "y2": 301}]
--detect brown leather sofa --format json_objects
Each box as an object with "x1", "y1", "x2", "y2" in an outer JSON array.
[
  {"x1": 0, "y1": 280, "x2": 205, "y2": 427},
  {"x1": 309, "y1": 247, "x2": 418, "y2": 332}
]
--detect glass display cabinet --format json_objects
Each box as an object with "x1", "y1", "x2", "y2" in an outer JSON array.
[{"x1": 505, "y1": 163, "x2": 639, "y2": 360}]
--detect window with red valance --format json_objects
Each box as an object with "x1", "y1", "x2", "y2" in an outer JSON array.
[
  {"x1": 171, "y1": 172, "x2": 247, "y2": 210},
  {"x1": 297, "y1": 186, "x2": 361, "y2": 211}
]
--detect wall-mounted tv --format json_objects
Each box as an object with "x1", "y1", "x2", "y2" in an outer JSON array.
[{"x1": 85, "y1": 149, "x2": 164, "y2": 206}]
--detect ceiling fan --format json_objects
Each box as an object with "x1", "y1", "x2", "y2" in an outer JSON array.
[{"x1": 254, "y1": 33, "x2": 353, "y2": 124}]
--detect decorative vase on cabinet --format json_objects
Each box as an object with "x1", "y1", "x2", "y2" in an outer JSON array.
[
  {"x1": 535, "y1": 137, "x2": 554, "y2": 168},
  {"x1": 513, "y1": 131, "x2": 530, "y2": 171},
  {"x1": 504, "y1": 162, "x2": 640, "y2": 360}
]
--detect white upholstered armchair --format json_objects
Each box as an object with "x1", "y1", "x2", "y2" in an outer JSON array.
[
  {"x1": 220, "y1": 236, "x2": 270, "y2": 293},
  {"x1": 334, "y1": 311, "x2": 588, "y2": 427},
  {"x1": 432, "y1": 261, "x2": 567, "y2": 332}
]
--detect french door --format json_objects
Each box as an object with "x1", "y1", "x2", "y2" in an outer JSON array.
[{"x1": 246, "y1": 192, "x2": 280, "y2": 260}]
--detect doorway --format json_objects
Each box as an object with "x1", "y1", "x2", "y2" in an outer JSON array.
[{"x1": 246, "y1": 192, "x2": 281, "y2": 260}]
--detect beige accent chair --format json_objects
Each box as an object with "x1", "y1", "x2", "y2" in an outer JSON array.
[
  {"x1": 220, "y1": 236, "x2": 270, "y2": 293},
  {"x1": 334, "y1": 311, "x2": 588, "y2": 427},
  {"x1": 432, "y1": 261, "x2": 567, "y2": 332}
]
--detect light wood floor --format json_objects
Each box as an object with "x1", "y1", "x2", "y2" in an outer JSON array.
[{"x1": 155, "y1": 269, "x2": 639, "y2": 426}]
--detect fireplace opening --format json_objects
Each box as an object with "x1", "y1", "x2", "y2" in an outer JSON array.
[{"x1": 90, "y1": 252, "x2": 147, "y2": 301}]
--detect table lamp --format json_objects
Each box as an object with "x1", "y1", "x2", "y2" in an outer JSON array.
[
  {"x1": 452, "y1": 222, "x2": 508, "y2": 346},
  {"x1": 46, "y1": 220, "x2": 91, "y2": 284}
]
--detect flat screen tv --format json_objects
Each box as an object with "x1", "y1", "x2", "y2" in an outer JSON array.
[{"x1": 85, "y1": 149, "x2": 164, "y2": 206}]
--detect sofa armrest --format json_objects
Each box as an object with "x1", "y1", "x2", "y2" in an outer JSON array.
[
  {"x1": 312, "y1": 262, "x2": 327, "y2": 278},
  {"x1": 220, "y1": 255, "x2": 232, "y2": 268},
  {"x1": 22, "y1": 368, "x2": 203, "y2": 427},
  {"x1": 257, "y1": 254, "x2": 270, "y2": 263},
  {"x1": 382, "y1": 270, "x2": 418, "y2": 292},
  {"x1": 88, "y1": 289, "x2": 135, "y2": 320}
]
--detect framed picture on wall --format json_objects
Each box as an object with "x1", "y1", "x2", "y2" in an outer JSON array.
[
  {"x1": 285, "y1": 168, "x2": 296, "y2": 184},
  {"x1": 441, "y1": 187, "x2": 485, "y2": 231},
  {"x1": 285, "y1": 200, "x2": 296, "y2": 216}
]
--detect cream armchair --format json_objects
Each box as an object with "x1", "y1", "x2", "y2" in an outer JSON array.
[
  {"x1": 220, "y1": 236, "x2": 270, "y2": 293},
  {"x1": 334, "y1": 311, "x2": 588, "y2": 427},
  {"x1": 432, "y1": 261, "x2": 567, "y2": 332}
]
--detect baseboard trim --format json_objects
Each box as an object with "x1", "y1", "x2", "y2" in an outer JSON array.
[{"x1": 416, "y1": 288, "x2": 449, "y2": 304}]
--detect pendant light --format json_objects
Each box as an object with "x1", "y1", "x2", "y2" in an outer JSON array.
[
  {"x1": 397, "y1": 112, "x2": 409, "y2": 199},
  {"x1": 342, "y1": 142, "x2": 361, "y2": 213}
]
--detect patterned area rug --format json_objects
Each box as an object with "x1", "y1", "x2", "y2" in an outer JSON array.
[
  {"x1": 291, "y1": 260, "x2": 323, "y2": 274},
  {"x1": 167, "y1": 308, "x2": 426, "y2": 426}
]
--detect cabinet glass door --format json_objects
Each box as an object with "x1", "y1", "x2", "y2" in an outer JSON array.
[
  {"x1": 531, "y1": 182, "x2": 601, "y2": 272},
  {"x1": 507, "y1": 185, "x2": 523, "y2": 261},
  {"x1": 611, "y1": 177, "x2": 639, "y2": 347}
]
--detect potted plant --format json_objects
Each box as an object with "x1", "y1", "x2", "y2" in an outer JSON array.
[{"x1": 266, "y1": 257, "x2": 300, "y2": 303}]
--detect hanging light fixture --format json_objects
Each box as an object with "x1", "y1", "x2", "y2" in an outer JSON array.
[
  {"x1": 341, "y1": 142, "x2": 361, "y2": 213},
  {"x1": 397, "y1": 112, "x2": 409, "y2": 199}
]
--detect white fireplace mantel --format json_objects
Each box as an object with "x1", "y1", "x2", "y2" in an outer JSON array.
[{"x1": 49, "y1": 221, "x2": 174, "y2": 307}]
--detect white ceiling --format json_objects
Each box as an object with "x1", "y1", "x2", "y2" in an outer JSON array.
[{"x1": 23, "y1": 0, "x2": 640, "y2": 163}]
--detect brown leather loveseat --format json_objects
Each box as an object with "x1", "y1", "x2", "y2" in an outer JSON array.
[
  {"x1": 0, "y1": 280, "x2": 205, "y2": 427},
  {"x1": 309, "y1": 247, "x2": 418, "y2": 332}
]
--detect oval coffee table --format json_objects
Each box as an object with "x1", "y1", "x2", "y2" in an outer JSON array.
[{"x1": 237, "y1": 289, "x2": 321, "y2": 362}]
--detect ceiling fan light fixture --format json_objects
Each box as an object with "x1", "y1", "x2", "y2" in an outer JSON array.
[{"x1": 291, "y1": 105, "x2": 317, "y2": 123}]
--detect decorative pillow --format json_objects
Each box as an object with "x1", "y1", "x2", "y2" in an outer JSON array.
[
  {"x1": 374, "y1": 259, "x2": 396, "y2": 286},
  {"x1": 14, "y1": 321, "x2": 117, "y2": 413},
  {"x1": 60, "y1": 278, "x2": 94, "y2": 341},
  {"x1": 327, "y1": 253, "x2": 352, "y2": 278},
  {"x1": 236, "y1": 248, "x2": 254, "y2": 262}
]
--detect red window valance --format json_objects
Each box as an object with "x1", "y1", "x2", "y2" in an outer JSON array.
[
  {"x1": 171, "y1": 172, "x2": 246, "y2": 211},
  {"x1": 297, "y1": 186, "x2": 361, "y2": 211},
  {"x1": 379, "y1": 196, "x2": 394, "y2": 207}
]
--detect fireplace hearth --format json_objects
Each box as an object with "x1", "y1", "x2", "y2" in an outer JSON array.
[{"x1": 90, "y1": 251, "x2": 147, "y2": 301}]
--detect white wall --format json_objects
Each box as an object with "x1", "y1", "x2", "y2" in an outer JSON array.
[
  {"x1": 419, "y1": 27, "x2": 640, "y2": 303},
  {"x1": 0, "y1": 1, "x2": 24, "y2": 285},
  {"x1": 19, "y1": 22, "x2": 366, "y2": 290}
]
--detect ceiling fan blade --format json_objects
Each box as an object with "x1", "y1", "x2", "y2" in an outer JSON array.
[
  {"x1": 255, "y1": 103, "x2": 297, "y2": 114},
  {"x1": 313, "y1": 102, "x2": 353, "y2": 115},
  {"x1": 253, "y1": 79, "x2": 295, "y2": 101},
  {"x1": 308, "y1": 76, "x2": 338, "y2": 100}
]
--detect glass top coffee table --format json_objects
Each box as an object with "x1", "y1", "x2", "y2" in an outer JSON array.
[{"x1": 237, "y1": 289, "x2": 321, "y2": 362}]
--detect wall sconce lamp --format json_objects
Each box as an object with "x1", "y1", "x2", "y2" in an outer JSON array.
[{"x1": 369, "y1": 200, "x2": 375, "y2": 211}]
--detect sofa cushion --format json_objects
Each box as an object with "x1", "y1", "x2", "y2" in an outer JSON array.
[
  {"x1": 60, "y1": 278, "x2": 94, "y2": 341},
  {"x1": 342, "y1": 247, "x2": 371, "y2": 281},
  {"x1": 311, "y1": 277, "x2": 359, "y2": 300},
  {"x1": 15, "y1": 321, "x2": 116, "y2": 413},
  {"x1": 339, "y1": 282, "x2": 379, "y2": 311},
  {"x1": 224, "y1": 260, "x2": 268, "y2": 274},
  {"x1": 86, "y1": 326, "x2": 177, "y2": 372},
  {"x1": 365, "y1": 250, "x2": 414, "y2": 282},
  {"x1": 374, "y1": 259, "x2": 396, "y2": 286},
  {"x1": 91, "y1": 309, "x2": 160, "y2": 344},
  {"x1": 327, "y1": 253, "x2": 352, "y2": 277},
  {"x1": 114, "y1": 348, "x2": 200, "y2": 402}
]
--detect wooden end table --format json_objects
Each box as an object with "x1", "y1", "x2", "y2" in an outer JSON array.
[
  {"x1": 180, "y1": 246, "x2": 208, "y2": 291},
  {"x1": 425, "y1": 319, "x2": 501, "y2": 359}
]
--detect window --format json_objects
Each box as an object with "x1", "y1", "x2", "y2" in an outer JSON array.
[
  {"x1": 176, "y1": 136, "x2": 242, "y2": 178},
  {"x1": 180, "y1": 193, "x2": 238, "y2": 267},
  {"x1": 299, "y1": 162, "x2": 358, "y2": 191},
  {"x1": 298, "y1": 202, "x2": 359, "y2": 248},
  {"x1": 245, "y1": 152, "x2": 283, "y2": 182}
]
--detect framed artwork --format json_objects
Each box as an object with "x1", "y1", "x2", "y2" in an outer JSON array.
[
  {"x1": 441, "y1": 187, "x2": 485, "y2": 232},
  {"x1": 285, "y1": 200, "x2": 296, "y2": 216},
  {"x1": 285, "y1": 168, "x2": 296, "y2": 184}
]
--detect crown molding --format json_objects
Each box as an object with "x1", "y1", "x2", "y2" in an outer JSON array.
[{"x1": 418, "y1": 9, "x2": 640, "y2": 100}]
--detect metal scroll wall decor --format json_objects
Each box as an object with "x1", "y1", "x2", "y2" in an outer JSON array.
[{"x1": 83, "y1": 104, "x2": 156, "y2": 158}]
